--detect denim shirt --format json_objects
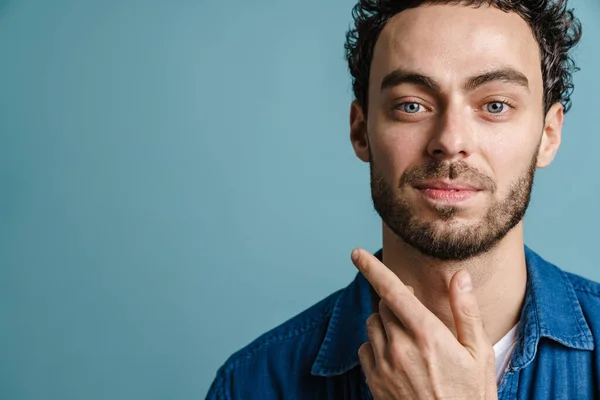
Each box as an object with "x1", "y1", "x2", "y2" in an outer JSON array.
[{"x1": 206, "y1": 247, "x2": 600, "y2": 399}]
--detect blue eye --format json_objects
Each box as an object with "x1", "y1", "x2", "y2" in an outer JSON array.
[
  {"x1": 486, "y1": 102, "x2": 505, "y2": 114},
  {"x1": 398, "y1": 102, "x2": 423, "y2": 113}
]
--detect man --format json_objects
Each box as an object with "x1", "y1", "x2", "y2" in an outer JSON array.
[{"x1": 206, "y1": 0, "x2": 595, "y2": 399}]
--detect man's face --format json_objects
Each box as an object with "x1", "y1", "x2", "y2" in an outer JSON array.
[{"x1": 362, "y1": 4, "x2": 551, "y2": 260}]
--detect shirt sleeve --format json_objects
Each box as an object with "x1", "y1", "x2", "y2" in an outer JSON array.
[{"x1": 205, "y1": 367, "x2": 230, "y2": 400}]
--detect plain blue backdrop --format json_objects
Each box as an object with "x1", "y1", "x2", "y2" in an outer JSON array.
[{"x1": 1, "y1": 0, "x2": 599, "y2": 398}]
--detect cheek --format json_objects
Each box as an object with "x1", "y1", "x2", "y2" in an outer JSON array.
[
  {"x1": 482, "y1": 133, "x2": 539, "y2": 195},
  {"x1": 369, "y1": 127, "x2": 426, "y2": 183}
]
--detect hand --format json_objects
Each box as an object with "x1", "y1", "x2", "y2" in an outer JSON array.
[{"x1": 351, "y1": 248, "x2": 497, "y2": 400}]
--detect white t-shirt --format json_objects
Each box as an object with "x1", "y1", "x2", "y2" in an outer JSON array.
[{"x1": 493, "y1": 323, "x2": 519, "y2": 386}]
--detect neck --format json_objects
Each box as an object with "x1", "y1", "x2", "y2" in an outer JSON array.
[{"x1": 373, "y1": 222, "x2": 527, "y2": 345}]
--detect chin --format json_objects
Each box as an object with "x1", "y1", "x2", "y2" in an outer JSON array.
[{"x1": 416, "y1": 205, "x2": 485, "y2": 224}]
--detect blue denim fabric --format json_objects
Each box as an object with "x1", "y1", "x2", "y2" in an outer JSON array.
[{"x1": 206, "y1": 247, "x2": 600, "y2": 399}]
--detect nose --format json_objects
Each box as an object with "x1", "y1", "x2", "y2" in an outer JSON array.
[{"x1": 426, "y1": 107, "x2": 477, "y2": 162}]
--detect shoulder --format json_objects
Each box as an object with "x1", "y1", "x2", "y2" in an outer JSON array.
[
  {"x1": 558, "y1": 267, "x2": 600, "y2": 340},
  {"x1": 206, "y1": 287, "x2": 344, "y2": 399},
  {"x1": 563, "y1": 269, "x2": 600, "y2": 317},
  {"x1": 557, "y1": 269, "x2": 600, "y2": 352},
  {"x1": 225, "y1": 288, "x2": 340, "y2": 369},
  {"x1": 528, "y1": 246, "x2": 600, "y2": 306},
  {"x1": 564, "y1": 270, "x2": 600, "y2": 299}
]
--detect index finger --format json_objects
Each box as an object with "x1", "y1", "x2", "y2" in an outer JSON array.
[{"x1": 351, "y1": 248, "x2": 434, "y2": 332}]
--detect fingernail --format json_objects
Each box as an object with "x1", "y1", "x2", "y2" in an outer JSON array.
[{"x1": 458, "y1": 272, "x2": 473, "y2": 292}]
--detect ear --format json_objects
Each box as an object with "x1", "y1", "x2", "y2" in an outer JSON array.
[
  {"x1": 537, "y1": 102, "x2": 564, "y2": 168},
  {"x1": 350, "y1": 101, "x2": 370, "y2": 163}
]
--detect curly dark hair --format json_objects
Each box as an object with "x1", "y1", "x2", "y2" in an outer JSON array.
[{"x1": 345, "y1": 0, "x2": 582, "y2": 115}]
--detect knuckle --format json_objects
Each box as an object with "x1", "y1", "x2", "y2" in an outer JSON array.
[
  {"x1": 366, "y1": 314, "x2": 381, "y2": 335},
  {"x1": 403, "y1": 346, "x2": 421, "y2": 364},
  {"x1": 414, "y1": 327, "x2": 442, "y2": 353},
  {"x1": 411, "y1": 320, "x2": 431, "y2": 342},
  {"x1": 387, "y1": 345, "x2": 404, "y2": 366},
  {"x1": 419, "y1": 336, "x2": 438, "y2": 356},
  {"x1": 378, "y1": 281, "x2": 395, "y2": 301},
  {"x1": 386, "y1": 343, "x2": 416, "y2": 367},
  {"x1": 358, "y1": 342, "x2": 370, "y2": 357},
  {"x1": 379, "y1": 289, "x2": 406, "y2": 315},
  {"x1": 366, "y1": 313, "x2": 380, "y2": 327},
  {"x1": 461, "y1": 303, "x2": 481, "y2": 319}
]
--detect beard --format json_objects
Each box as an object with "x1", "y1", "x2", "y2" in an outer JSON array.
[{"x1": 370, "y1": 151, "x2": 538, "y2": 261}]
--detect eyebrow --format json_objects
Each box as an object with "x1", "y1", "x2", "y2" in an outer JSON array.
[
  {"x1": 380, "y1": 69, "x2": 441, "y2": 93},
  {"x1": 464, "y1": 69, "x2": 530, "y2": 92},
  {"x1": 380, "y1": 67, "x2": 530, "y2": 93}
]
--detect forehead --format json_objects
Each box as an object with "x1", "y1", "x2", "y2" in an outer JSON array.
[{"x1": 370, "y1": 4, "x2": 543, "y2": 93}]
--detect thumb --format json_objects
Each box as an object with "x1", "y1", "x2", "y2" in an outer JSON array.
[{"x1": 449, "y1": 270, "x2": 489, "y2": 357}]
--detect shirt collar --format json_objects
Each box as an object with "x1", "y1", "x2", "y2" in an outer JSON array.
[
  {"x1": 510, "y1": 246, "x2": 594, "y2": 370},
  {"x1": 310, "y1": 250, "x2": 379, "y2": 376},
  {"x1": 311, "y1": 246, "x2": 593, "y2": 377}
]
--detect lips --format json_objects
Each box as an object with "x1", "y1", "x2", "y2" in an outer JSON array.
[
  {"x1": 414, "y1": 180, "x2": 482, "y2": 203},
  {"x1": 413, "y1": 180, "x2": 482, "y2": 191}
]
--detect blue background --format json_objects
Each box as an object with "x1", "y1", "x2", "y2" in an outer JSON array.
[{"x1": 1, "y1": 0, "x2": 599, "y2": 398}]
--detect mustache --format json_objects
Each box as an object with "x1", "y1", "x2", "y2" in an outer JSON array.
[{"x1": 399, "y1": 160, "x2": 497, "y2": 193}]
